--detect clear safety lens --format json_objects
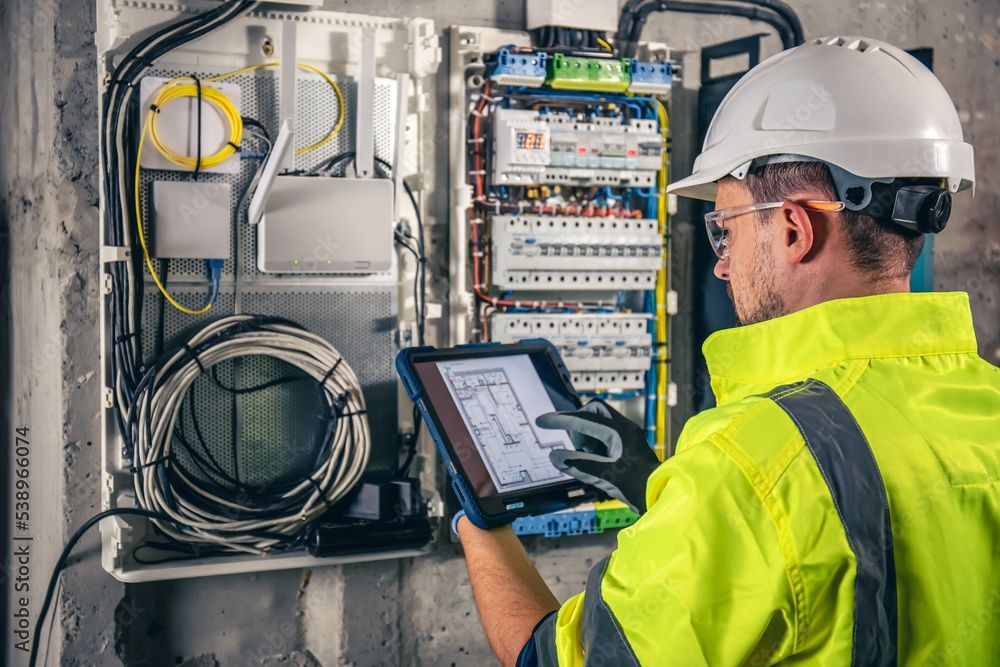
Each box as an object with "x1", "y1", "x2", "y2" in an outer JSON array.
[{"x1": 703, "y1": 200, "x2": 845, "y2": 260}]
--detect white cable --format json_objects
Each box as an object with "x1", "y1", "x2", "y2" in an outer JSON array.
[{"x1": 130, "y1": 315, "x2": 371, "y2": 554}]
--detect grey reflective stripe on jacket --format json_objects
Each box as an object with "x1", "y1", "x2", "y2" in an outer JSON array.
[
  {"x1": 769, "y1": 379, "x2": 898, "y2": 667},
  {"x1": 531, "y1": 556, "x2": 640, "y2": 666}
]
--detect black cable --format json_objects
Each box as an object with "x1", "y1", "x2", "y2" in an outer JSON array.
[
  {"x1": 240, "y1": 116, "x2": 271, "y2": 141},
  {"x1": 317, "y1": 151, "x2": 427, "y2": 345},
  {"x1": 744, "y1": 0, "x2": 804, "y2": 44},
  {"x1": 624, "y1": 0, "x2": 796, "y2": 56},
  {"x1": 402, "y1": 179, "x2": 427, "y2": 346},
  {"x1": 155, "y1": 258, "x2": 170, "y2": 358},
  {"x1": 29, "y1": 508, "x2": 190, "y2": 667},
  {"x1": 396, "y1": 404, "x2": 422, "y2": 476},
  {"x1": 616, "y1": 0, "x2": 651, "y2": 50},
  {"x1": 192, "y1": 75, "x2": 203, "y2": 179},
  {"x1": 102, "y1": 0, "x2": 255, "y2": 462}
]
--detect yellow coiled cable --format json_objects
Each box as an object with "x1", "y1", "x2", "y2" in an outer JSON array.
[{"x1": 149, "y1": 79, "x2": 244, "y2": 170}]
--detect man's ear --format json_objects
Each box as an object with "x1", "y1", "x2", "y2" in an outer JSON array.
[{"x1": 779, "y1": 201, "x2": 820, "y2": 265}]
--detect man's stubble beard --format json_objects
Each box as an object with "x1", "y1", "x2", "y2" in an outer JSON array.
[{"x1": 727, "y1": 241, "x2": 786, "y2": 326}]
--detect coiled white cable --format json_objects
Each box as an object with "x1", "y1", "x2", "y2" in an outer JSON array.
[{"x1": 130, "y1": 315, "x2": 370, "y2": 554}]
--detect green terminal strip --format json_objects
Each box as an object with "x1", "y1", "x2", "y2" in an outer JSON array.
[
  {"x1": 595, "y1": 504, "x2": 641, "y2": 531},
  {"x1": 546, "y1": 53, "x2": 631, "y2": 93}
]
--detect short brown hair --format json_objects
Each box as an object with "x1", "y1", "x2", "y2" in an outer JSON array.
[{"x1": 742, "y1": 161, "x2": 924, "y2": 281}]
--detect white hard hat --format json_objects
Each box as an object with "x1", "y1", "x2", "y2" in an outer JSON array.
[{"x1": 668, "y1": 36, "x2": 975, "y2": 203}]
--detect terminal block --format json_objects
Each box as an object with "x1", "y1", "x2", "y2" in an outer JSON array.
[
  {"x1": 594, "y1": 499, "x2": 640, "y2": 531},
  {"x1": 488, "y1": 48, "x2": 548, "y2": 87},
  {"x1": 490, "y1": 214, "x2": 663, "y2": 291},
  {"x1": 512, "y1": 500, "x2": 640, "y2": 538},
  {"x1": 492, "y1": 108, "x2": 662, "y2": 185},
  {"x1": 512, "y1": 504, "x2": 600, "y2": 537},
  {"x1": 628, "y1": 59, "x2": 673, "y2": 95},
  {"x1": 491, "y1": 312, "x2": 652, "y2": 391},
  {"x1": 546, "y1": 53, "x2": 630, "y2": 92}
]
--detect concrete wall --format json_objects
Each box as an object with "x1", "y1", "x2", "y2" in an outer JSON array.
[{"x1": 1, "y1": 1, "x2": 996, "y2": 666}]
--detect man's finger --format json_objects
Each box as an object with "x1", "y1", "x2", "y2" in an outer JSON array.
[{"x1": 536, "y1": 410, "x2": 621, "y2": 454}]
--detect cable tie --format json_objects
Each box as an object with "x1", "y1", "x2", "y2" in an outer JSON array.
[
  {"x1": 332, "y1": 390, "x2": 353, "y2": 416},
  {"x1": 130, "y1": 453, "x2": 171, "y2": 473},
  {"x1": 320, "y1": 357, "x2": 344, "y2": 386},
  {"x1": 466, "y1": 137, "x2": 485, "y2": 144},
  {"x1": 149, "y1": 103, "x2": 161, "y2": 113},
  {"x1": 305, "y1": 475, "x2": 333, "y2": 510},
  {"x1": 227, "y1": 141, "x2": 241, "y2": 152},
  {"x1": 341, "y1": 409, "x2": 367, "y2": 417},
  {"x1": 470, "y1": 218, "x2": 484, "y2": 225},
  {"x1": 182, "y1": 342, "x2": 207, "y2": 373},
  {"x1": 468, "y1": 170, "x2": 486, "y2": 176},
  {"x1": 114, "y1": 331, "x2": 139, "y2": 343},
  {"x1": 490, "y1": 297, "x2": 499, "y2": 306}
]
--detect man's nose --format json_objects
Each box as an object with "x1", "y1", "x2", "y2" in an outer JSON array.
[{"x1": 713, "y1": 257, "x2": 730, "y2": 281}]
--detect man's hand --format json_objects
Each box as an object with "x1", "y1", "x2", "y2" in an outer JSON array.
[{"x1": 536, "y1": 399, "x2": 661, "y2": 514}]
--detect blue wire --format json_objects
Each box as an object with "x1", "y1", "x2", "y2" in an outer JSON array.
[
  {"x1": 511, "y1": 88, "x2": 658, "y2": 108},
  {"x1": 206, "y1": 258, "x2": 224, "y2": 306}
]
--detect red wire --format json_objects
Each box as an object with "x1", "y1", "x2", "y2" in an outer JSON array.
[{"x1": 466, "y1": 84, "x2": 627, "y2": 313}]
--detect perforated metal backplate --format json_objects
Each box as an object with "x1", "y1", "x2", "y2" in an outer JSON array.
[{"x1": 137, "y1": 65, "x2": 401, "y2": 492}]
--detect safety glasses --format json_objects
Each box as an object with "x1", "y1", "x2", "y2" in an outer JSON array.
[{"x1": 704, "y1": 200, "x2": 846, "y2": 259}]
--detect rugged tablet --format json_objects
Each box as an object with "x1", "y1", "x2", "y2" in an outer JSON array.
[{"x1": 396, "y1": 340, "x2": 598, "y2": 528}]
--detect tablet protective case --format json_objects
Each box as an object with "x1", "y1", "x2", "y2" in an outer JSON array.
[{"x1": 395, "y1": 339, "x2": 585, "y2": 529}]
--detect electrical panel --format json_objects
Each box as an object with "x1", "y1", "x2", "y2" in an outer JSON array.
[
  {"x1": 449, "y1": 25, "x2": 678, "y2": 541},
  {"x1": 96, "y1": 2, "x2": 442, "y2": 582}
]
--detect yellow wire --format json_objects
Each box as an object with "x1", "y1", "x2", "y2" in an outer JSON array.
[
  {"x1": 149, "y1": 79, "x2": 243, "y2": 170},
  {"x1": 596, "y1": 36, "x2": 613, "y2": 52},
  {"x1": 135, "y1": 107, "x2": 214, "y2": 315},
  {"x1": 654, "y1": 101, "x2": 670, "y2": 459},
  {"x1": 204, "y1": 61, "x2": 345, "y2": 155}
]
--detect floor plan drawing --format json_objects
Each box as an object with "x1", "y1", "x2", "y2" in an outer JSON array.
[{"x1": 440, "y1": 361, "x2": 569, "y2": 493}]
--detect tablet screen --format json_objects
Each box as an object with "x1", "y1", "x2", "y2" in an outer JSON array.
[{"x1": 413, "y1": 352, "x2": 575, "y2": 497}]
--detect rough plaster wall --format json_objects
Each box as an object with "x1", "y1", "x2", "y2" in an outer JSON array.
[
  {"x1": 1, "y1": 0, "x2": 120, "y2": 666},
  {"x1": 1, "y1": 1, "x2": 997, "y2": 667}
]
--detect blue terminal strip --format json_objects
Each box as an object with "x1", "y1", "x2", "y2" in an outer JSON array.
[
  {"x1": 513, "y1": 506, "x2": 600, "y2": 537},
  {"x1": 489, "y1": 48, "x2": 548, "y2": 87},
  {"x1": 628, "y1": 59, "x2": 673, "y2": 95}
]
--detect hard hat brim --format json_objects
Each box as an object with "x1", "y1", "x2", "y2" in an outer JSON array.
[{"x1": 667, "y1": 137, "x2": 975, "y2": 203}]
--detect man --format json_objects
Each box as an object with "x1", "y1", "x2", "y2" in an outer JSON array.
[{"x1": 453, "y1": 36, "x2": 999, "y2": 665}]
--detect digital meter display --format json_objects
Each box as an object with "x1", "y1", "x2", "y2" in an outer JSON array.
[{"x1": 515, "y1": 131, "x2": 546, "y2": 150}]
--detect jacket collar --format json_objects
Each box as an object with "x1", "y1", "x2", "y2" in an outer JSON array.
[{"x1": 703, "y1": 292, "x2": 979, "y2": 406}]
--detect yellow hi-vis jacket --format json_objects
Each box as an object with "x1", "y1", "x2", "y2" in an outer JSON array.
[{"x1": 527, "y1": 292, "x2": 1000, "y2": 666}]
